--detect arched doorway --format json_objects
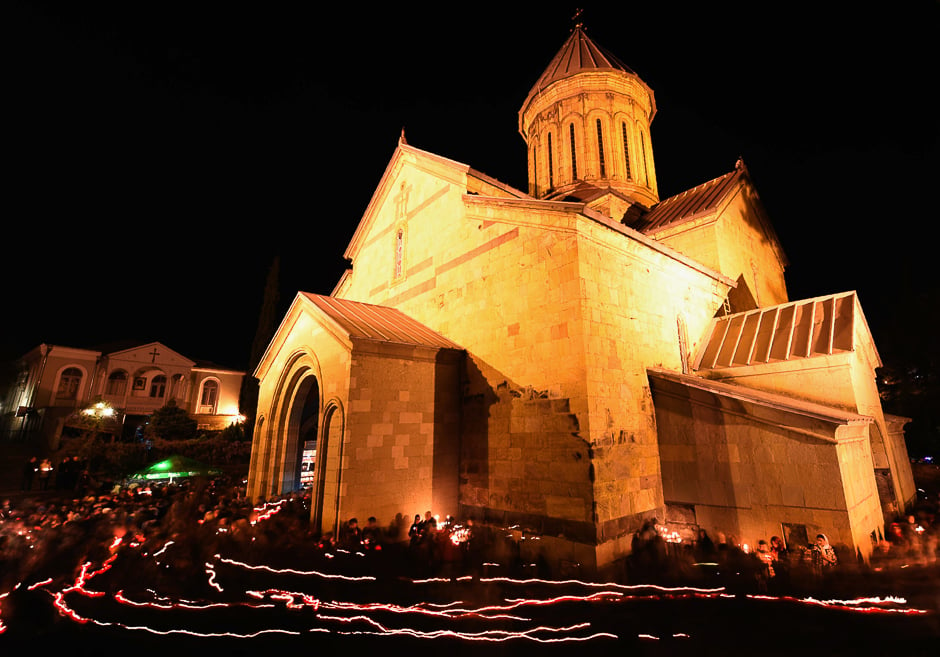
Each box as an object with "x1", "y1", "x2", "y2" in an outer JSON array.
[
  {"x1": 295, "y1": 380, "x2": 319, "y2": 489},
  {"x1": 278, "y1": 375, "x2": 320, "y2": 494}
]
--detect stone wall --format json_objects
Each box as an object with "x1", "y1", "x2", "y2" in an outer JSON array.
[
  {"x1": 458, "y1": 382, "x2": 595, "y2": 543},
  {"x1": 342, "y1": 342, "x2": 461, "y2": 536},
  {"x1": 651, "y1": 372, "x2": 884, "y2": 560}
]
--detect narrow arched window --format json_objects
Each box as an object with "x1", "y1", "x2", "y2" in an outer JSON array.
[
  {"x1": 596, "y1": 119, "x2": 606, "y2": 177},
  {"x1": 621, "y1": 121, "x2": 632, "y2": 180},
  {"x1": 639, "y1": 127, "x2": 649, "y2": 186},
  {"x1": 547, "y1": 132, "x2": 554, "y2": 189},
  {"x1": 532, "y1": 143, "x2": 539, "y2": 194},
  {"x1": 394, "y1": 228, "x2": 404, "y2": 278},
  {"x1": 569, "y1": 123, "x2": 578, "y2": 179}
]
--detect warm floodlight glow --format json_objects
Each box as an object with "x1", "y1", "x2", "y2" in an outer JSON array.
[{"x1": 83, "y1": 400, "x2": 116, "y2": 419}]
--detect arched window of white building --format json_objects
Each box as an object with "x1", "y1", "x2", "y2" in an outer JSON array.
[
  {"x1": 56, "y1": 367, "x2": 82, "y2": 400},
  {"x1": 200, "y1": 379, "x2": 219, "y2": 413},
  {"x1": 106, "y1": 371, "x2": 128, "y2": 396},
  {"x1": 150, "y1": 375, "x2": 166, "y2": 399}
]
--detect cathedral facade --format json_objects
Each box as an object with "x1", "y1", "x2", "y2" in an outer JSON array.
[{"x1": 247, "y1": 26, "x2": 914, "y2": 572}]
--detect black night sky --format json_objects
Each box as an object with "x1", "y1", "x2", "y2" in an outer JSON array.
[{"x1": 4, "y1": 2, "x2": 938, "y2": 448}]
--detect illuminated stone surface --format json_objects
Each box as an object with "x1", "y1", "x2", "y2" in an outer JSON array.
[{"x1": 248, "y1": 25, "x2": 914, "y2": 575}]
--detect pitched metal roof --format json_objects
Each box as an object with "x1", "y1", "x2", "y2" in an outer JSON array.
[
  {"x1": 632, "y1": 164, "x2": 744, "y2": 233},
  {"x1": 300, "y1": 293, "x2": 463, "y2": 351}
]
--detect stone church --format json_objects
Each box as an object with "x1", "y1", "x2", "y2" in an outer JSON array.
[{"x1": 247, "y1": 24, "x2": 915, "y2": 572}]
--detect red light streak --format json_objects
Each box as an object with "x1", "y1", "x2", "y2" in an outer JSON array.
[
  {"x1": 744, "y1": 594, "x2": 929, "y2": 615},
  {"x1": 214, "y1": 554, "x2": 377, "y2": 581},
  {"x1": 4, "y1": 497, "x2": 933, "y2": 644},
  {"x1": 27, "y1": 578, "x2": 53, "y2": 591}
]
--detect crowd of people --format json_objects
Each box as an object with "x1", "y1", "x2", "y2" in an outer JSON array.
[
  {"x1": 2, "y1": 466, "x2": 491, "y2": 598},
  {"x1": 1, "y1": 473, "x2": 317, "y2": 596},
  {"x1": 3, "y1": 459, "x2": 939, "y2": 599},
  {"x1": 20, "y1": 454, "x2": 91, "y2": 494},
  {"x1": 625, "y1": 505, "x2": 939, "y2": 593}
]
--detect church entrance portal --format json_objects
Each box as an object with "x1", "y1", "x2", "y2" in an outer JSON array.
[{"x1": 283, "y1": 376, "x2": 319, "y2": 494}]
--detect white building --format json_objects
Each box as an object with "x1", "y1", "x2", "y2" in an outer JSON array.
[{"x1": 2, "y1": 341, "x2": 245, "y2": 447}]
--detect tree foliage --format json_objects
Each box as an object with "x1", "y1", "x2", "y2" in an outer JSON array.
[{"x1": 145, "y1": 399, "x2": 198, "y2": 441}]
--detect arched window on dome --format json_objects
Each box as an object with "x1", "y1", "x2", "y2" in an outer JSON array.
[
  {"x1": 596, "y1": 119, "x2": 606, "y2": 178},
  {"x1": 547, "y1": 132, "x2": 554, "y2": 189},
  {"x1": 569, "y1": 123, "x2": 578, "y2": 179},
  {"x1": 621, "y1": 121, "x2": 632, "y2": 181},
  {"x1": 638, "y1": 125, "x2": 649, "y2": 186},
  {"x1": 531, "y1": 141, "x2": 538, "y2": 194}
]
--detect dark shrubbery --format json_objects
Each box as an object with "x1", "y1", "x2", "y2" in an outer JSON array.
[
  {"x1": 55, "y1": 427, "x2": 252, "y2": 482},
  {"x1": 144, "y1": 400, "x2": 198, "y2": 442},
  {"x1": 145, "y1": 435, "x2": 252, "y2": 467}
]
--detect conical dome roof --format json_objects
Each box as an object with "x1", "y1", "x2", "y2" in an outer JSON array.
[{"x1": 521, "y1": 25, "x2": 636, "y2": 114}]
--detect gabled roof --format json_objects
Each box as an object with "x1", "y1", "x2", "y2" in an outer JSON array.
[
  {"x1": 631, "y1": 164, "x2": 744, "y2": 233},
  {"x1": 300, "y1": 293, "x2": 463, "y2": 351},
  {"x1": 104, "y1": 341, "x2": 194, "y2": 367}
]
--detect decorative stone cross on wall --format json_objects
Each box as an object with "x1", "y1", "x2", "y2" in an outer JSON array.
[{"x1": 149, "y1": 348, "x2": 160, "y2": 363}]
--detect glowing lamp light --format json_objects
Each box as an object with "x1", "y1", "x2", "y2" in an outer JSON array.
[{"x1": 82, "y1": 400, "x2": 116, "y2": 419}]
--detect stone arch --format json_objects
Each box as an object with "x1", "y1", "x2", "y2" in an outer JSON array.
[
  {"x1": 247, "y1": 414, "x2": 266, "y2": 500},
  {"x1": 276, "y1": 374, "x2": 320, "y2": 495},
  {"x1": 254, "y1": 349, "x2": 323, "y2": 500},
  {"x1": 311, "y1": 399, "x2": 346, "y2": 537}
]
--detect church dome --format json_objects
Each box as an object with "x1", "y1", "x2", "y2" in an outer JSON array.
[{"x1": 519, "y1": 24, "x2": 659, "y2": 208}]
